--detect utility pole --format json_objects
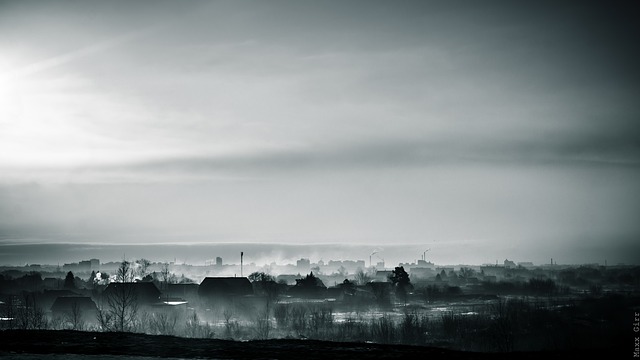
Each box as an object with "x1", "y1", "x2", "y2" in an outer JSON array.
[{"x1": 241, "y1": 252, "x2": 244, "y2": 277}]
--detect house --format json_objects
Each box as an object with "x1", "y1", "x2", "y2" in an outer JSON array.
[
  {"x1": 288, "y1": 272, "x2": 327, "y2": 298},
  {"x1": 50, "y1": 296, "x2": 98, "y2": 317},
  {"x1": 39, "y1": 289, "x2": 80, "y2": 311},
  {"x1": 276, "y1": 274, "x2": 299, "y2": 285},
  {"x1": 480, "y1": 266, "x2": 504, "y2": 277},
  {"x1": 198, "y1": 277, "x2": 253, "y2": 302},
  {"x1": 162, "y1": 283, "x2": 199, "y2": 302},
  {"x1": 102, "y1": 282, "x2": 161, "y2": 305},
  {"x1": 373, "y1": 270, "x2": 393, "y2": 282},
  {"x1": 409, "y1": 267, "x2": 435, "y2": 279},
  {"x1": 504, "y1": 259, "x2": 517, "y2": 269}
]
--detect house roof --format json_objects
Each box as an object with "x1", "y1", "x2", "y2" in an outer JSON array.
[
  {"x1": 198, "y1": 277, "x2": 252, "y2": 297},
  {"x1": 103, "y1": 282, "x2": 161, "y2": 304}
]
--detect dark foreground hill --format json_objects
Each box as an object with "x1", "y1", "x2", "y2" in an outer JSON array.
[{"x1": 0, "y1": 330, "x2": 624, "y2": 360}]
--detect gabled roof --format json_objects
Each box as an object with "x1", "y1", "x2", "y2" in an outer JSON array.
[
  {"x1": 103, "y1": 282, "x2": 161, "y2": 304},
  {"x1": 51, "y1": 296, "x2": 97, "y2": 313},
  {"x1": 198, "y1": 277, "x2": 252, "y2": 297},
  {"x1": 163, "y1": 283, "x2": 199, "y2": 298}
]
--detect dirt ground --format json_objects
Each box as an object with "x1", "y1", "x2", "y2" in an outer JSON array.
[{"x1": 0, "y1": 330, "x2": 624, "y2": 360}]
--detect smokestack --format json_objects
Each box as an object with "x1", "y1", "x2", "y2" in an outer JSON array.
[
  {"x1": 241, "y1": 252, "x2": 244, "y2": 277},
  {"x1": 370, "y1": 250, "x2": 378, "y2": 268}
]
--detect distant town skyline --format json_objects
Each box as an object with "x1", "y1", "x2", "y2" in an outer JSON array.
[
  {"x1": 0, "y1": 242, "x2": 633, "y2": 268},
  {"x1": 1, "y1": 2, "x2": 639, "y2": 266}
]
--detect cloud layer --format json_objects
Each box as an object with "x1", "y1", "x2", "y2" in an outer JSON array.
[{"x1": 1, "y1": 1, "x2": 639, "y2": 264}]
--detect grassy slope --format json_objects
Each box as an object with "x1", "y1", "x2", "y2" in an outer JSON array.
[{"x1": 0, "y1": 330, "x2": 624, "y2": 360}]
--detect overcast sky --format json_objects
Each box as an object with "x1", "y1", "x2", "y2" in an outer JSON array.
[{"x1": 1, "y1": 1, "x2": 639, "y2": 265}]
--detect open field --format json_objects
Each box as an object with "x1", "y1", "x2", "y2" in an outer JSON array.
[{"x1": 0, "y1": 329, "x2": 627, "y2": 360}]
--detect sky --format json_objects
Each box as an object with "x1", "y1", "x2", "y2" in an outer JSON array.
[{"x1": 0, "y1": 1, "x2": 639, "y2": 265}]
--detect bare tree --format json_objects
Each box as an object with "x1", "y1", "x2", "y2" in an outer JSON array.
[
  {"x1": 459, "y1": 267, "x2": 476, "y2": 281},
  {"x1": 253, "y1": 307, "x2": 271, "y2": 340},
  {"x1": 136, "y1": 258, "x2": 151, "y2": 279},
  {"x1": 98, "y1": 259, "x2": 139, "y2": 332},
  {"x1": 223, "y1": 309, "x2": 239, "y2": 338},
  {"x1": 66, "y1": 300, "x2": 84, "y2": 330},
  {"x1": 116, "y1": 260, "x2": 135, "y2": 283},
  {"x1": 101, "y1": 283, "x2": 138, "y2": 332},
  {"x1": 1, "y1": 294, "x2": 17, "y2": 329},
  {"x1": 148, "y1": 311, "x2": 177, "y2": 336},
  {"x1": 15, "y1": 293, "x2": 47, "y2": 330},
  {"x1": 354, "y1": 268, "x2": 371, "y2": 285},
  {"x1": 96, "y1": 306, "x2": 113, "y2": 331},
  {"x1": 337, "y1": 266, "x2": 348, "y2": 277},
  {"x1": 184, "y1": 311, "x2": 215, "y2": 338},
  {"x1": 248, "y1": 271, "x2": 280, "y2": 307},
  {"x1": 160, "y1": 262, "x2": 175, "y2": 290}
]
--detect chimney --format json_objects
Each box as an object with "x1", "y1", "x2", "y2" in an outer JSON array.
[{"x1": 241, "y1": 252, "x2": 244, "y2": 277}]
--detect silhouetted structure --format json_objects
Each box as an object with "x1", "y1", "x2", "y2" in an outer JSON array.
[
  {"x1": 163, "y1": 283, "x2": 199, "y2": 302},
  {"x1": 51, "y1": 296, "x2": 98, "y2": 316},
  {"x1": 198, "y1": 277, "x2": 252, "y2": 301},
  {"x1": 39, "y1": 289, "x2": 80, "y2": 310},
  {"x1": 103, "y1": 282, "x2": 161, "y2": 305},
  {"x1": 289, "y1": 272, "x2": 327, "y2": 298}
]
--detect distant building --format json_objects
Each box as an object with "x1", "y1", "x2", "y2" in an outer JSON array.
[
  {"x1": 436, "y1": 267, "x2": 454, "y2": 274},
  {"x1": 90, "y1": 259, "x2": 100, "y2": 270},
  {"x1": 62, "y1": 259, "x2": 100, "y2": 273},
  {"x1": 480, "y1": 266, "x2": 503, "y2": 277},
  {"x1": 327, "y1": 260, "x2": 366, "y2": 273},
  {"x1": 504, "y1": 259, "x2": 516, "y2": 269},
  {"x1": 416, "y1": 260, "x2": 435, "y2": 269},
  {"x1": 409, "y1": 267, "x2": 435, "y2": 279},
  {"x1": 374, "y1": 270, "x2": 393, "y2": 282},
  {"x1": 518, "y1": 262, "x2": 535, "y2": 269},
  {"x1": 78, "y1": 260, "x2": 91, "y2": 272},
  {"x1": 215, "y1": 257, "x2": 222, "y2": 266},
  {"x1": 62, "y1": 263, "x2": 77, "y2": 272}
]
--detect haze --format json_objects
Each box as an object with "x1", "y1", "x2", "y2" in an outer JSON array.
[{"x1": 1, "y1": 1, "x2": 639, "y2": 265}]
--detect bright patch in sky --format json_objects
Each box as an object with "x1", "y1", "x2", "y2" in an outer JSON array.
[{"x1": 0, "y1": 1, "x2": 639, "y2": 265}]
